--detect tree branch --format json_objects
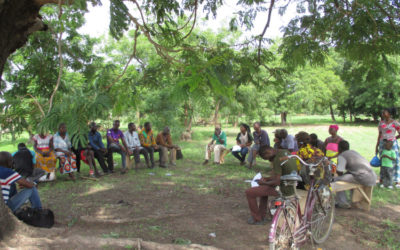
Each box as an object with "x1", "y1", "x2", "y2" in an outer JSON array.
[
  {"x1": 48, "y1": 0, "x2": 63, "y2": 113},
  {"x1": 258, "y1": 0, "x2": 275, "y2": 63},
  {"x1": 26, "y1": 94, "x2": 45, "y2": 117},
  {"x1": 181, "y1": 0, "x2": 198, "y2": 40},
  {"x1": 105, "y1": 28, "x2": 139, "y2": 90}
]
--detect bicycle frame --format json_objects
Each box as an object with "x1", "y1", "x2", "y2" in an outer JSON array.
[{"x1": 269, "y1": 156, "x2": 332, "y2": 248}]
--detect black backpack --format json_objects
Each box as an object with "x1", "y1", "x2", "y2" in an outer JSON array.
[
  {"x1": 15, "y1": 207, "x2": 54, "y2": 228},
  {"x1": 13, "y1": 148, "x2": 34, "y2": 177}
]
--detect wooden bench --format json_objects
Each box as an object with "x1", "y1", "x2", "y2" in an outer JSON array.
[{"x1": 331, "y1": 181, "x2": 373, "y2": 211}]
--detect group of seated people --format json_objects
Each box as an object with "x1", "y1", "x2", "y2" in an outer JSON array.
[
  {"x1": 203, "y1": 122, "x2": 343, "y2": 168},
  {"x1": 239, "y1": 125, "x2": 377, "y2": 225},
  {"x1": 1, "y1": 120, "x2": 181, "y2": 213}
]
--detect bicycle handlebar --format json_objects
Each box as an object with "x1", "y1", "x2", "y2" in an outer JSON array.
[{"x1": 281, "y1": 154, "x2": 325, "y2": 168}]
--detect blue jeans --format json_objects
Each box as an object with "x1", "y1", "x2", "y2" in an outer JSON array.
[
  {"x1": 7, "y1": 187, "x2": 42, "y2": 213},
  {"x1": 232, "y1": 147, "x2": 249, "y2": 162}
]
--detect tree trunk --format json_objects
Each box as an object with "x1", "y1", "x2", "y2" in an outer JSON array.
[
  {"x1": 280, "y1": 111, "x2": 287, "y2": 125},
  {"x1": 213, "y1": 99, "x2": 221, "y2": 125},
  {"x1": 350, "y1": 111, "x2": 353, "y2": 122},
  {"x1": 0, "y1": 193, "x2": 23, "y2": 240},
  {"x1": 0, "y1": 0, "x2": 48, "y2": 87},
  {"x1": 329, "y1": 103, "x2": 336, "y2": 122},
  {"x1": 136, "y1": 107, "x2": 140, "y2": 126}
]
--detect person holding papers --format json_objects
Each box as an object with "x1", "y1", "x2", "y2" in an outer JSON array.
[
  {"x1": 245, "y1": 146, "x2": 297, "y2": 225},
  {"x1": 232, "y1": 123, "x2": 253, "y2": 165}
]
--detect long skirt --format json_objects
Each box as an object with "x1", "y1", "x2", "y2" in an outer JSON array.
[
  {"x1": 35, "y1": 150, "x2": 57, "y2": 173},
  {"x1": 379, "y1": 140, "x2": 400, "y2": 183},
  {"x1": 58, "y1": 153, "x2": 77, "y2": 174}
]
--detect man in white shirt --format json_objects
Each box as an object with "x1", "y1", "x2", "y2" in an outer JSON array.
[{"x1": 124, "y1": 123, "x2": 149, "y2": 169}]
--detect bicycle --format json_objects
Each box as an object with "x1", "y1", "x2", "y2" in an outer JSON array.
[{"x1": 269, "y1": 155, "x2": 335, "y2": 250}]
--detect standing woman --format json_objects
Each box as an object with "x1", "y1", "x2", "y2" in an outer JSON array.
[
  {"x1": 53, "y1": 123, "x2": 77, "y2": 180},
  {"x1": 324, "y1": 124, "x2": 342, "y2": 164},
  {"x1": 232, "y1": 123, "x2": 253, "y2": 165},
  {"x1": 376, "y1": 108, "x2": 400, "y2": 188},
  {"x1": 33, "y1": 131, "x2": 57, "y2": 181}
]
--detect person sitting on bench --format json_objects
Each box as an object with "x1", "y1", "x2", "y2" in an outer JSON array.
[
  {"x1": 335, "y1": 140, "x2": 377, "y2": 208},
  {"x1": 0, "y1": 152, "x2": 42, "y2": 213},
  {"x1": 245, "y1": 146, "x2": 297, "y2": 225},
  {"x1": 12, "y1": 143, "x2": 46, "y2": 183}
]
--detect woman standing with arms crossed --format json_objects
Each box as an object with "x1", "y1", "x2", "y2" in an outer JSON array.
[{"x1": 376, "y1": 108, "x2": 400, "y2": 188}]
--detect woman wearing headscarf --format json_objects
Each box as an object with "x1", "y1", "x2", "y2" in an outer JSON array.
[
  {"x1": 324, "y1": 124, "x2": 342, "y2": 164},
  {"x1": 375, "y1": 108, "x2": 400, "y2": 188},
  {"x1": 232, "y1": 123, "x2": 253, "y2": 165}
]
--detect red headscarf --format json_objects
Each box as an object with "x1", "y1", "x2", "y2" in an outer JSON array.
[{"x1": 329, "y1": 124, "x2": 339, "y2": 132}]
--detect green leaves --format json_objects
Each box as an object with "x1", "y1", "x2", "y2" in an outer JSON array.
[{"x1": 109, "y1": 0, "x2": 130, "y2": 39}]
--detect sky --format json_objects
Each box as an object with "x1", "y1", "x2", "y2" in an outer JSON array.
[{"x1": 78, "y1": 0, "x2": 297, "y2": 41}]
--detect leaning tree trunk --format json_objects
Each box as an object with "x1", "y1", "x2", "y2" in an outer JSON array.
[
  {"x1": 329, "y1": 103, "x2": 336, "y2": 122},
  {"x1": 0, "y1": 0, "x2": 51, "y2": 87},
  {"x1": 0, "y1": 192, "x2": 28, "y2": 240},
  {"x1": 213, "y1": 99, "x2": 221, "y2": 126},
  {"x1": 280, "y1": 111, "x2": 287, "y2": 125}
]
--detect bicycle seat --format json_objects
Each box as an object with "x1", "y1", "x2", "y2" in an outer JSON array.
[{"x1": 280, "y1": 171, "x2": 302, "y2": 182}]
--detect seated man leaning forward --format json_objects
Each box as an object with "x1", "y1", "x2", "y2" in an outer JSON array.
[
  {"x1": 245, "y1": 146, "x2": 297, "y2": 225},
  {"x1": 107, "y1": 120, "x2": 130, "y2": 174},
  {"x1": 335, "y1": 140, "x2": 377, "y2": 209},
  {"x1": 156, "y1": 127, "x2": 179, "y2": 168},
  {"x1": 0, "y1": 152, "x2": 43, "y2": 213},
  {"x1": 203, "y1": 125, "x2": 227, "y2": 165},
  {"x1": 247, "y1": 122, "x2": 270, "y2": 168}
]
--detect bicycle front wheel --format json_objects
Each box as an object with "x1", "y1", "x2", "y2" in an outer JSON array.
[
  {"x1": 310, "y1": 186, "x2": 335, "y2": 244},
  {"x1": 269, "y1": 204, "x2": 299, "y2": 250}
]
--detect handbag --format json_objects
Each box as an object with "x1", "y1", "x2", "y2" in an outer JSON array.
[
  {"x1": 370, "y1": 155, "x2": 381, "y2": 167},
  {"x1": 15, "y1": 207, "x2": 54, "y2": 228},
  {"x1": 176, "y1": 149, "x2": 183, "y2": 160}
]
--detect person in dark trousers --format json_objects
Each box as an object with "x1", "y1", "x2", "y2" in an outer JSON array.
[
  {"x1": 107, "y1": 120, "x2": 130, "y2": 174},
  {"x1": 12, "y1": 143, "x2": 45, "y2": 182},
  {"x1": 232, "y1": 123, "x2": 253, "y2": 165},
  {"x1": 124, "y1": 123, "x2": 150, "y2": 169},
  {"x1": 88, "y1": 122, "x2": 111, "y2": 174},
  {"x1": 247, "y1": 122, "x2": 270, "y2": 168},
  {"x1": 139, "y1": 122, "x2": 159, "y2": 168}
]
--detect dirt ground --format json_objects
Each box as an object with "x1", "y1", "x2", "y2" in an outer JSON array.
[{"x1": 2, "y1": 164, "x2": 400, "y2": 250}]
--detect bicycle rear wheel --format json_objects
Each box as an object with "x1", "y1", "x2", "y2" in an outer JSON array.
[
  {"x1": 310, "y1": 186, "x2": 335, "y2": 244},
  {"x1": 269, "y1": 204, "x2": 299, "y2": 250}
]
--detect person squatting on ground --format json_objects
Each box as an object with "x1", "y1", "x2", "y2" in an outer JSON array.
[{"x1": 203, "y1": 125, "x2": 227, "y2": 165}]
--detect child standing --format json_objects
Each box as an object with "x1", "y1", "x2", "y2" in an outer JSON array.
[{"x1": 380, "y1": 140, "x2": 396, "y2": 189}]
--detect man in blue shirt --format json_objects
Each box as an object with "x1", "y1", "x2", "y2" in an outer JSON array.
[
  {"x1": 88, "y1": 122, "x2": 111, "y2": 174},
  {"x1": 0, "y1": 151, "x2": 42, "y2": 213},
  {"x1": 247, "y1": 122, "x2": 270, "y2": 168}
]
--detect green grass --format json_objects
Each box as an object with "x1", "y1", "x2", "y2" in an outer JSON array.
[{"x1": 1, "y1": 118, "x2": 400, "y2": 249}]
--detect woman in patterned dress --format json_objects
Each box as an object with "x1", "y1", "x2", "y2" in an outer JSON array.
[
  {"x1": 33, "y1": 132, "x2": 57, "y2": 181},
  {"x1": 54, "y1": 123, "x2": 77, "y2": 180},
  {"x1": 375, "y1": 108, "x2": 400, "y2": 188}
]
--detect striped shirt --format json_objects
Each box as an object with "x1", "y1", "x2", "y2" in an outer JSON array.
[{"x1": 0, "y1": 166, "x2": 21, "y2": 203}]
